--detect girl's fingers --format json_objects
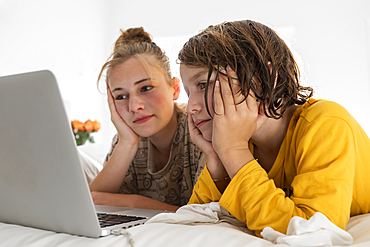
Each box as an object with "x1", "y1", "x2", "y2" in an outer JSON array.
[
  {"x1": 107, "y1": 87, "x2": 120, "y2": 119},
  {"x1": 107, "y1": 86, "x2": 115, "y2": 111},
  {"x1": 107, "y1": 87, "x2": 126, "y2": 129},
  {"x1": 106, "y1": 85, "x2": 140, "y2": 145}
]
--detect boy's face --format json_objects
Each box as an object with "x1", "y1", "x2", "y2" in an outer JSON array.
[{"x1": 180, "y1": 64, "x2": 215, "y2": 142}]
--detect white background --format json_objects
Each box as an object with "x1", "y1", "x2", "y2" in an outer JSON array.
[{"x1": 1, "y1": 0, "x2": 369, "y2": 144}]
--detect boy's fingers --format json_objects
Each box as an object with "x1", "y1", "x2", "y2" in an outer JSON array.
[
  {"x1": 245, "y1": 89, "x2": 259, "y2": 112},
  {"x1": 213, "y1": 80, "x2": 225, "y2": 116},
  {"x1": 188, "y1": 114, "x2": 197, "y2": 132},
  {"x1": 225, "y1": 67, "x2": 246, "y2": 112}
]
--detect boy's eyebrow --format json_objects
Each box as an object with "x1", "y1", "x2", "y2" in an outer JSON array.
[
  {"x1": 190, "y1": 70, "x2": 208, "y2": 82},
  {"x1": 111, "y1": 78, "x2": 152, "y2": 93}
]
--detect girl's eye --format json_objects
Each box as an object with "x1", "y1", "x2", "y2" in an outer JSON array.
[
  {"x1": 115, "y1": 95, "x2": 127, "y2": 100},
  {"x1": 141, "y1": 86, "x2": 153, "y2": 92}
]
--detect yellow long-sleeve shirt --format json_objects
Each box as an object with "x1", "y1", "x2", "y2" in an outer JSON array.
[{"x1": 188, "y1": 99, "x2": 370, "y2": 236}]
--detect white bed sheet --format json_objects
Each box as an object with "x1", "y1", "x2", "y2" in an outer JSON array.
[
  {"x1": 1, "y1": 213, "x2": 370, "y2": 247},
  {"x1": 1, "y1": 144, "x2": 369, "y2": 247}
]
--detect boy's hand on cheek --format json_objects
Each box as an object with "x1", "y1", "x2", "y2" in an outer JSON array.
[
  {"x1": 188, "y1": 116, "x2": 225, "y2": 178},
  {"x1": 188, "y1": 115, "x2": 217, "y2": 160},
  {"x1": 212, "y1": 67, "x2": 258, "y2": 178}
]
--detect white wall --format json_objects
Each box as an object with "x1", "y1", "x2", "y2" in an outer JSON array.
[
  {"x1": 107, "y1": 0, "x2": 370, "y2": 135},
  {"x1": 1, "y1": 0, "x2": 370, "y2": 144},
  {"x1": 0, "y1": 0, "x2": 113, "y2": 143}
]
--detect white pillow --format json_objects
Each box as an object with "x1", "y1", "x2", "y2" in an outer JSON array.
[{"x1": 77, "y1": 144, "x2": 109, "y2": 184}]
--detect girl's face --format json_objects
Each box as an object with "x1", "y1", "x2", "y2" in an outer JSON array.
[
  {"x1": 108, "y1": 56, "x2": 179, "y2": 138},
  {"x1": 180, "y1": 64, "x2": 216, "y2": 142}
]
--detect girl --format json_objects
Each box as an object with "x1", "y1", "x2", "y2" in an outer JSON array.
[
  {"x1": 178, "y1": 20, "x2": 370, "y2": 235},
  {"x1": 89, "y1": 27, "x2": 205, "y2": 211}
]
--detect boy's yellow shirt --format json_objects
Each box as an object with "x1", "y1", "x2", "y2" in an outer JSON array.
[{"x1": 188, "y1": 99, "x2": 370, "y2": 236}]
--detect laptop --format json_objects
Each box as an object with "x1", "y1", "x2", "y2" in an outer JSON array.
[{"x1": 0, "y1": 70, "x2": 163, "y2": 238}]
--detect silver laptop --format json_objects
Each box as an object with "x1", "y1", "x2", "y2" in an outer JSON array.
[{"x1": 0, "y1": 70, "x2": 163, "y2": 238}]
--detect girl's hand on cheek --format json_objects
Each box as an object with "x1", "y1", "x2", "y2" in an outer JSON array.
[
  {"x1": 212, "y1": 67, "x2": 267, "y2": 178},
  {"x1": 107, "y1": 86, "x2": 141, "y2": 147}
]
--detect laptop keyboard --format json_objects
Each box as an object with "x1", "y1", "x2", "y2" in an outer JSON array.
[{"x1": 97, "y1": 212, "x2": 147, "y2": 228}]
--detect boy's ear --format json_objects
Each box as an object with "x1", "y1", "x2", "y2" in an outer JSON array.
[{"x1": 172, "y1": 77, "x2": 180, "y2": 100}]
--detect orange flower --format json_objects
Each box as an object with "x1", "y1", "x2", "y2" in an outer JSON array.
[
  {"x1": 84, "y1": 120, "x2": 94, "y2": 133},
  {"x1": 71, "y1": 119, "x2": 101, "y2": 145},
  {"x1": 71, "y1": 120, "x2": 85, "y2": 133},
  {"x1": 92, "y1": 120, "x2": 101, "y2": 132}
]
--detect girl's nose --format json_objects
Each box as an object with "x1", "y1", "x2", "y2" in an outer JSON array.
[{"x1": 129, "y1": 95, "x2": 145, "y2": 113}]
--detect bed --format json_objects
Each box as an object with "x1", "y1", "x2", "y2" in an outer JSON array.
[{"x1": 1, "y1": 144, "x2": 369, "y2": 247}]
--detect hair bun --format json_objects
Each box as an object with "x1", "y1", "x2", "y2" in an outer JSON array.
[{"x1": 117, "y1": 27, "x2": 152, "y2": 44}]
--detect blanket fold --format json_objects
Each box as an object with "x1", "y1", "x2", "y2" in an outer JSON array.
[
  {"x1": 147, "y1": 203, "x2": 353, "y2": 246},
  {"x1": 261, "y1": 212, "x2": 353, "y2": 246},
  {"x1": 145, "y1": 202, "x2": 250, "y2": 233}
]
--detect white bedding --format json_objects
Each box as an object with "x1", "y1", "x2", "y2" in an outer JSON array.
[
  {"x1": 1, "y1": 213, "x2": 370, "y2": 247},
  {"x1": 1, "y1": 144, "x2": 369, "y2": 247}
]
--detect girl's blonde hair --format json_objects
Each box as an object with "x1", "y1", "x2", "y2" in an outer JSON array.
[
  {"x1": 98, "y1": 27, "x2": 181, "y2": 113},
  {"x1": 98, "y1": 27, "x2": 173, "y2": 87}
]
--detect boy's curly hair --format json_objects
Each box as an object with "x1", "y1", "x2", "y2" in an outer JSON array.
[{"x1": 178, "y1": 20, "x2": 313, "y2": 119}]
